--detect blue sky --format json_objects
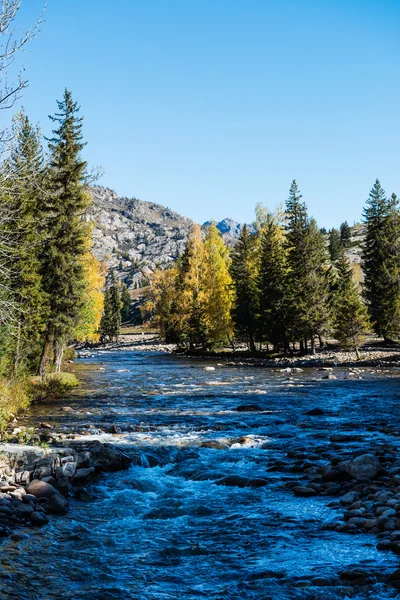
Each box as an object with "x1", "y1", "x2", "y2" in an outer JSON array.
[{"x1": 12, "y1": 0, "x2": 400, "y2": 227}]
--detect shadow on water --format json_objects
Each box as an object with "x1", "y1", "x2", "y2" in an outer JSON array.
[{"x1": 1, "y1": 351, "x2": 400, "y2": 599}]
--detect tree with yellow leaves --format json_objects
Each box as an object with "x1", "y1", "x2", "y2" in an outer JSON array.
[
  {"x1": 74, "y1": 250, "x2": 105, "y2": 344},
  {"x1": 202, "y1": 223, "x2": 234, "y2": 348}
]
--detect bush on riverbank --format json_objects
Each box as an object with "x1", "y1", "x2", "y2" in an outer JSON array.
[
  {"x1": 0, "y1": 372, "x2": 79, "y2": 433},
  {"x1": 0, "y1": 379, "x2": 30, "y2": 432},
  {"x1": 28, "y1": 372, "x2": 79, "y2": 402}
]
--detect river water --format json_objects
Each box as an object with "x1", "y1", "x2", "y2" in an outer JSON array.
[{"x1": 1, "y1": 350, "x2": 400, "y2": 599}]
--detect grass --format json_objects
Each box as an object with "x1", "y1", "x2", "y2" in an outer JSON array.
[
  {"x1": 0, "y1": 371, "x2": 79, "y2": 436},
  {"x1": 0, "y1": 379, "x2": 30, "y2": 433}
]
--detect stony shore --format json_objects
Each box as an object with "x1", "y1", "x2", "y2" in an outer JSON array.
[
  {"x1": 84, "y1": 332, "x2": 400, "y2": 370},
  {"x1": 0, "y1": 440, "x2": 131, "y2": 539}
]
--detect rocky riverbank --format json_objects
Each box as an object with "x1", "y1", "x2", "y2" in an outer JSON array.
[
  {"x1": 0, "y1": 440, "x2": 131, "y2": 539},
  {"x1": 79, "y1": 332, "x2": 400, "y2": 370}
]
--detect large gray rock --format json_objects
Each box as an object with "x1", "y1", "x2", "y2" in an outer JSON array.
[{"x1": 346, "y1": 454, "x2": 381, "y2": 480}]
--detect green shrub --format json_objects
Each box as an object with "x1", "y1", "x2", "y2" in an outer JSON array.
[
  {"x1": 28, "y1": 372, "x2": 79, "y2": 402},
  {"x1": 0, "y1": 379, "x2": 30, "y2": 433}
]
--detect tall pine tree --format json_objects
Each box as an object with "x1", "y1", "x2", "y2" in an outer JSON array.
[
  {"x1": 99, "y1": 271, "x2": 122, "y2": 342},
  {"x1": 285, "y1": 180, "x2": 331, "y2": 353},
  {"x1": 363, "y1": 180, "x2": 400, "y2": 340},
  {"x1": 39, "y1": 90, "x2": 90, "y2": 375},
  {"x1": 5, "y1": 112, "x2": 49, "y2": 373},
  {"x1": 230, "y1": 225, "x2": 258, "y2": 351},
  {"x1": 258, "y1": 213, "x2": 289, "y2": 352},
  {"x1": 333, "y1": 248, "x2": 369, "y2": 357}
]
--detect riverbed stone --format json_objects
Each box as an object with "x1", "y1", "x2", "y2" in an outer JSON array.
[
  {"x1": 292, "y1": 486, "x2": 317, "y2": 497},
  {"x1": 29, "y1": 511, "x2": 49, "y2": 526},
  {"x1": 346, "y1": 454, "x2": 381, "y2": 480},
  {"x1": 26, "y1": 480, "x2": 59, "y2": 500},
  {"x1": 44, "y1": 493, "x2": 68, "y2": 515},
  {"x1": 340, "y1": 491, "x2": 360, "y2": 505}
]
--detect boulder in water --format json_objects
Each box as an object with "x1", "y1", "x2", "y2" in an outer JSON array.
[
  {"x1": 305, "y1": 408, "x2": 325, "y2": 416},
  {"x1": 292, "y1": 486, "x2": 317, "y2": 497},
  {"x1": 215, "y1": 475, "x2": 268, "y2": 488},
  {"x1": 29, "y1": 511, "x2": 49, "y2": 526},
  {"x1": 346, "y1": 454, "x2": 381, "y2": 480},
  {"x1": 26, "y1": 480, "x2": 58, "y2": 500},
  {"x1": 236, "y1": 404, "x2": 263, "y2": 412}
]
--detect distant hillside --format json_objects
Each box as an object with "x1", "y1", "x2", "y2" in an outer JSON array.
[
  {"x1": 89, "y1": 186, "x2": 364, "y2": 290},
  {"x1": 89, "y1": 186, "x2": 250, "y2": 289}
]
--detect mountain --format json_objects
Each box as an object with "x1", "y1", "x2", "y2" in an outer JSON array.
[{"x1": 89, "y1": 186, "x2": 251, "y2": 289}]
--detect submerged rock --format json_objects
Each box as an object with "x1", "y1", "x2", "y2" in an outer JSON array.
[
  {"x1": 346, "y1": 454, "x2": 381, "y2": 480},
  {"x1": 236, "y1": 404, "x2": 263, "y2": 412},
  {"x1": 215, "y1": 475, "x2": 268, "y2": 488}
]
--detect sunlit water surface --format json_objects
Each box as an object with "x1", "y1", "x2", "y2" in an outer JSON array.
[{"x1": 1, "y1": 351, "x2": 400, "y2": 599}]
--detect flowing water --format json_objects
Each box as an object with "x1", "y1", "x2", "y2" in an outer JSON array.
[{"x1": 1, "y1": 350, "x2": 400, "y2": 599}]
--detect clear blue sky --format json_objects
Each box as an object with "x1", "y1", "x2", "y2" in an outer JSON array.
[{"x1": 12, "y1": 0, "x2": 400, "y2": 228}]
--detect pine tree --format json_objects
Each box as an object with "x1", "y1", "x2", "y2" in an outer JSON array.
[
  {"x1": 258, "y1": 213, "x2": 289, "y2": 352},
  {"x1": 202, "y1": 223, "x2": 234, "y2": 348},
  {"x1": 5, "y1": 112, "x2": 48, "y2": 373},
  {"x1": 230, "y1": 225, "x2": 258, "y2": 351},
  {"x1": 38, "y1": 90, "x2": 90, "y2": 375},
  {"x1": 363, "y1": 180, "x2": 400, "y2": 340},
  {"x1": 328, "y1": 228, "x2": 342, "y2": 262},
  {"x1": 334, "y1": 248, "x2": 369, "y2": 357},
  {"x1": 340, "y1": 221, "x2": 351, "y2": 247},
  {"x1": 99, "y1": 271, "x2": 122, "y2": 342},
  {"x1": 285, "y1": 180, "x2": 331, "y2": 353},
  {"x1": 120, "y1": 283, "x2": 131, "y2": 322}
]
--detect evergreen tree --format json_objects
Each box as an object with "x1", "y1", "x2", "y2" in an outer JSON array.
[
  {"x1": 285, "y1": 180, "x2": 331, "y2": 353},
  {"x1": 120, "y1": 283, "x2": 131, "y2": 322},
  {"x1": 340, "y1": 221, "x2": 351, "y2": 247},
  {"x1": 99, "y1": 271, "x2": 122, "y2": 342},
  {"x1": 38, "y1": 90, "x2": 90, "y2": 375},
  {"x1": 230, "y1": 225, "x2": 258, "y2": 351},
  {"x1": 363, "y1": 180, "x2": 400, "y2": 340},
  {"x1": 258, "y1": 213, "x2": 289, "y2": 352},
  {"x1": 202, "y1": 223, "x2": 234, "y2": 348},
  {"x1": 4, "y1": 112, "x2": 49, "y2": 372},
  {"x1": 333, "y1": 248, "x2": 369, "y2": 357},
  {"x1": 328, "y1": 228, "x2": 342, "y2": 262}
]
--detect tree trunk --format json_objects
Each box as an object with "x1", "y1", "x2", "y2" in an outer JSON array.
[
  {"x1": 13, "y1": 322, "x2": 21, "y2": 374},
  {"x1": 318, "y1": 334, "x2": 325, "y2": 348},
  {"x1": 54, "y1": 340, "x2": 64, "y2": 373},
  {"x1": 355, "y1": 347, "x2": 360, "y2": 360},
  {"x1": 310, "y1": 335, "x2": 316, "y2": 355},
  {"x1": 38, "y1": 335, "x2": 51, "y2": 379},
  {"x1": 300, "y1": 340, "x2": 304, "y2": 355}
]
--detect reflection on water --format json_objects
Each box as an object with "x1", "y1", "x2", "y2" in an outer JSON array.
[{"x1": 1, "y1": 351, "x2": 400, "y2": 599}]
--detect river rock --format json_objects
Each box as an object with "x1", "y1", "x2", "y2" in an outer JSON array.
[
  {"x1": 346, "y1": 454, "x2": 381, "y2": 480},
  {"x1": 236, "y1": 404, "x2": 263, "y2": 412},
  {"x1": 340, "y1": 491, "x2": 360, "y2": 505},
  {"x1": 292, "y1": 486, "x2": 317, "y2": 497},
  {"x1": 215, "y1": 475, "x2": 268, "y2": 488},
  {"x1": 29, "y1": 511, "x2": 49, "y2": 526},
  {"x1": 26, "y1": 480, "x2": 59, "y2": 499},
  {"x1": 45, "y1": 493, "x2": 68, "y2": 515},
  {"x1": 305, "y1": 408, "x2": 325, "y2": 416}
]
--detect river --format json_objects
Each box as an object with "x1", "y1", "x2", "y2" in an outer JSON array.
[{"x1": 1, "y1": 350, "x2": 400, "y2": 599}]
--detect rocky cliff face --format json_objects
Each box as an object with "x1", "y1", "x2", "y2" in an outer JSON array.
[
  {"x1": 89, "y1": 186, "x2": 194, "y2": 288},
  {"x1": 89, "y1": 186, "x2": 250, "y2": 289}
]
